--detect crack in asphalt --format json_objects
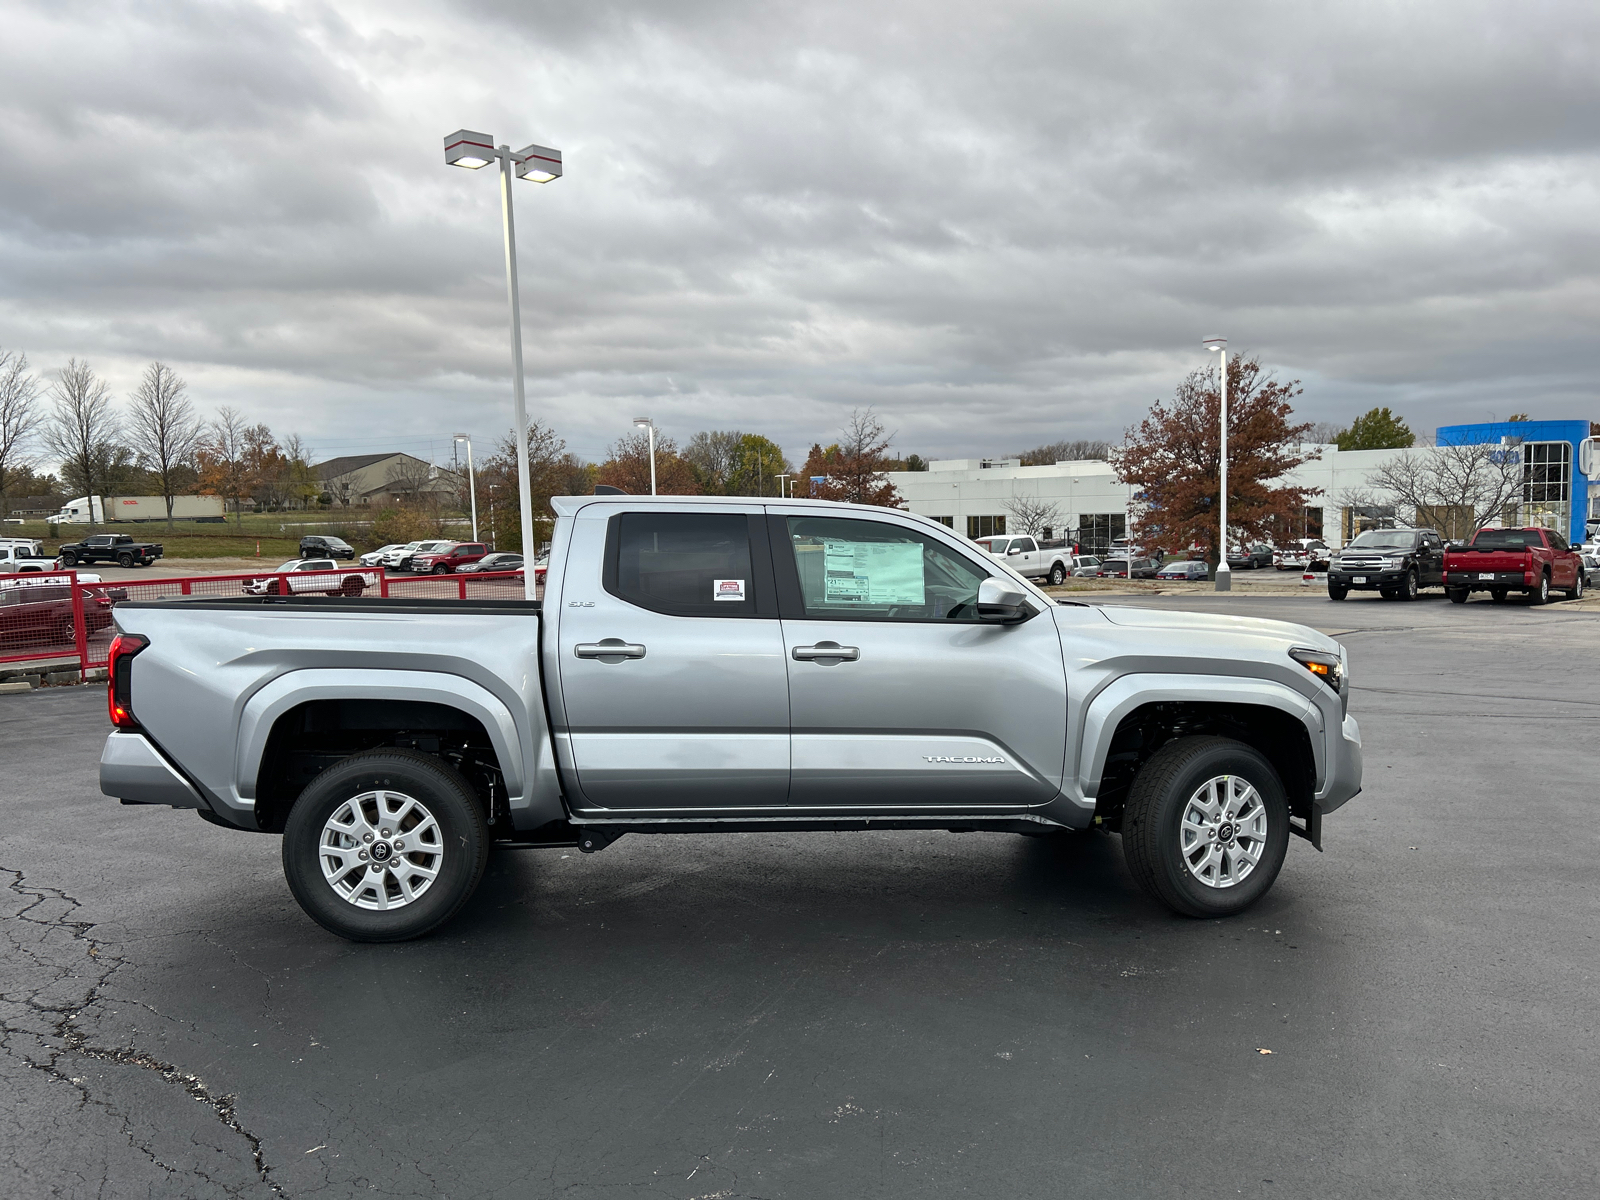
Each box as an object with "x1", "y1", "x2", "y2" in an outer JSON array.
[{"x1": 1, "y1": 865, "x2": 285, "y2": 1197}]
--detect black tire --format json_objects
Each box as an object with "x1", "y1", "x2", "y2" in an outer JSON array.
[
  {"x1": 117, "y1": 552, "x2": 134, "y2": 568},
  {"x1": 1121, "y1": 736, "x2": 1291, "y2": 918},
  {"x1": 339, "y1": 575, "x2": 365, "y2": 597},
  {"x1": 1048, "y1": 563, "x2": 1067, "y2": 586},
  {"x1": 1400, "y1": 569, "x2": 1419, "y2": 601},
  {"x1": 433, "y1": 564, "x2": 450, "y2": 575},
  {"x1": 1447, "y1": 588, "x2": 1468, "y2": 604},
  {"x1": 1566, "y1": 571, "x2": 1584, "y2": 601},
  {"x1": 59, "y1": 552, "x2": 77, "y2": 568},
  {"x1": 1328, "y1": 584, "x2": 1348, "y2": 601},
  {"x1": 282, "y1": 749, "x2": 489, "y2": 943},
  {"x1": 1528, "y1": 572, "x2": 1550, "y2": 606},
  {"x1": 1490, "y1": 589, "x2": 1507, "y2": 603}
]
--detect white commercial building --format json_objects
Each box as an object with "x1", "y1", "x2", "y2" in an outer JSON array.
[{"x1": 888, "y1": 444, "x2": 1425, "y2": 555}]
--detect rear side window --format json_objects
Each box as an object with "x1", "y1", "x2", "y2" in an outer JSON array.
[{"x1": 605, "y1": 512, "x2": 762, "y2": 618}]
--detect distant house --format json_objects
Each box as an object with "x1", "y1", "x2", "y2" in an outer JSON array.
[
  {"x1": 315, "y1": 453, "x2": 460, "y2": 507},
  {"x1": 3, "y1": 494, "x2": 66, "y2": 518}
]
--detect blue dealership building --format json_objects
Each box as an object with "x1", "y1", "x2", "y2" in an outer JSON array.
[{"x1": 1436, "y1": 420, "x2": 1597, "y2": 544}]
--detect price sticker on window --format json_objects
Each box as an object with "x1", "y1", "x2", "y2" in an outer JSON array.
[{"x1": 821, "y1": 540, "x2": 924, "y2": 604}]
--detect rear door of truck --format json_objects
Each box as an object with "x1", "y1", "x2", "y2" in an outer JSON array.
[{"x1": 551, "y1": 503, "x2": 790, "y2": 811}]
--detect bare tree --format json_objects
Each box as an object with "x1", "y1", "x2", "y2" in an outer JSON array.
[
  {"x1": 1363, "y1": 443, "x2": 1524, "y2": 538},
  {"x1": 1017, "y1": 439, "x2": 1111, "y2": 465},
  {"x1": 198, "y1": 406, "x2": 250, "y2": 524},
  {"x1": 1003, "y1": 495, "x2": 1064, "y2": 539},
  {"x1": 325, "y1": 472, "x2": 359, "y2": 507},
  {"x1": 0, "y1": 348, "x2": 43, "y2": 518},
  {"x1": 127, "y1": 362, "x2": 203, "y2": 527},
  {"x1": 43, "y1": 359, "x2": 119, "y2": 524},
  {"x1": 281, "y1": 434, "x2": 320, "y2": 510},
  {"x1": 1305, "y1": 421, "x2": 1344, "y2": 445}
]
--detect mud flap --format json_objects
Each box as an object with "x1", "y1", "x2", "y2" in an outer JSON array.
[{"x1": 1289, "y1": 802, "x2": 1323, "y2": 851}]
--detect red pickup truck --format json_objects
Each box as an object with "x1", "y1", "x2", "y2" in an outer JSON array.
[{"x1": 1443, "y1": 528, "x2": 1584, "y2": 605}]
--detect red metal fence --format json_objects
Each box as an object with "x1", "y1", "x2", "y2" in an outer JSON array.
[{"x1": 0, "y1": 567, "x2": 531, "y2": 676}]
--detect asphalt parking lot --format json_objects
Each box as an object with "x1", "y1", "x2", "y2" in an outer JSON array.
[{"x1": 3, "y1": 590, "x2": 1597, "y2": 1199}]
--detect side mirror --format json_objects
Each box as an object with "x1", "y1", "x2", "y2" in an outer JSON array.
[
  {"x1": 1006, "y1": 545, "x2": 1022, "y2": 555},
  {"x1": 977, "y1": 577, "x2": 1034, "y2": 623}
]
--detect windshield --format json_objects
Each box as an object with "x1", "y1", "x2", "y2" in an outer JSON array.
[
  {"x1": 274, "y1": 560, "x2": 300, "y2": 571},
  {"x1": 1346, "y1": 531, "x2": 1416, "y2": 550},
  {"x1": 1470, "y1": 529, "x2": 1542, "y2": 549}
]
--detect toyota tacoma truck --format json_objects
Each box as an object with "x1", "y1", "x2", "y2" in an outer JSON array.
[
  {"x1": 1442, "y1": 527, "x2": 1584, "y2": 604},
  {"x1": 58, "y1": 533, "x2": 164, "y2": 569},
  {"x1": 98, "y1": 495, "x2": 1363, "y2": 942}
]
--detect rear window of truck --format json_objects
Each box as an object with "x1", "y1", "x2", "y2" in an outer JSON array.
[{"x1": 1470, "y1": 530, "x2": 1543, "y2": 549}]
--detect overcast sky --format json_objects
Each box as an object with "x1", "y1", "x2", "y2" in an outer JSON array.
[{"x1": 3, "y1": 0, "x2": 1598, "y2": 471}]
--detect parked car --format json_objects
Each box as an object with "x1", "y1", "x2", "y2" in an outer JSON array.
[
  {"x1": 57, "y1": 533, "x2": 163, "y2": 569},
  {"x1": 1274, "y1": 539, "x2": 1331, "y2": 571},
  {"x1": 1156, "y1": 559, "x2": 1210, "y2": 580},
  {"x1": 1226, "y1": 543, "x2": 1275, "y2": 570},
  {"x1": 393, "y1": 541, "x2": 453, "y2": 572},
  {"x1": 1099, "y1": 557, "x2": 1158, "y2": 579},
  {"x1": 1441, "y1": 527, "x2": 1583, "y2": 605},
  {"x1": 1327, "y1": 528, "x2": 1447, "y2": 601},
  {"x1": 456, "y1": 552, "x2": 523, "y2": 574},
  {"x1": 99, "y1": 494, "x2": 1363, "y2": 942},
  {"x1": 1580, "y1": 552, "x2": 1600, "y2": 589},
  {"x1": 299, "y1": 535, "x2": 355, "y2": 561},
  {"x1": 360, "y1": 544, "x2": 405, "y2": 567},
  {"x1": 240, "y1": 560, "x2": 376, "y2": 597},
  {"x1": 409, "y1": 542, "x2": 490, "y2": 575},
  {"x1": 0, "y1": 543, "x2": 58, "y2": 574},
  {"x1": 976, "y1": 535, "x2": 1076, "y2": 586},
  {"x1": 1069, "y1": 555, "x2": 1102, "y2": 577},
  {"x1": 378, "y1": 541, "x2": 425, "y2": 569},
  {"x1": 0, "y1": 579, "x2": 114, "y2": 647}
]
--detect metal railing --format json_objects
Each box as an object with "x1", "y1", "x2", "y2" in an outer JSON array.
[{"x1": 0, "y1": 567, "x2": 532, "y2": 675}]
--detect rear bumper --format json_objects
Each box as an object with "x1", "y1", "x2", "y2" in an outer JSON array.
[
  {"x1": 1444, "y1": 570, "x2": 1531, "y2": 591},
  {"x1": 99, "y1": 732, "x2": 207, "y2": 809}
]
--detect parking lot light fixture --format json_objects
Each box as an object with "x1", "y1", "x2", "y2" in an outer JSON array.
[
  {"x1": 1204, "y1": 337, "x2": 1230, "y2": 592},
  {"x1": 776, "y1": 473, "x2": 790, "y2": 498},
  {"x1": 453, "y1": 434, "x2": 478, "y2": 542},
  {"x1": 634, "y1": 418, "x2": 657, "y2": 496},
  {"x1": 442, "y1": 128, "x2": 562, "y2": 597}
]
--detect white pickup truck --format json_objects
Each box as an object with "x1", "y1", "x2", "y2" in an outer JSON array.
[
  {"x1": 100, "y1": 495, "x2": 1363, "y2": 942},
  {"x1": 976, "y1": 535, "x2": 1077, "y2": 586}
]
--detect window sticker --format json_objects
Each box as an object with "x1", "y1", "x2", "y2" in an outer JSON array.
[
  {"x1": 821, "y1": 540, "x2": 924, "y2": 604},
  {"x1": 713, "y1": 578, "x2": 746, "y2": 601}
]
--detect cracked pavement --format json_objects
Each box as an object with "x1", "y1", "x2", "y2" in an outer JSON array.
[{"x1": 2, "y1": 592, "x2": 1598, "y2": 1198}]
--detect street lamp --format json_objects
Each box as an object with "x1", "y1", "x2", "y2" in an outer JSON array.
[
  {"x1": 443, "y1": 128, "x2": 563, "y2": 598},
  {"x1": 1203, "y1": 337, "x2": 1229, "y2": 592},
  {"x1": 453, "y1": 434, "x2": 478, "y2": 542},
  {"x1": 634, "y1": 417, "x2": 657, "y2": 495},
  {"x1": 775, "y1": 473, "x2": 790, "y2": 498},
  {"x1": 487, "y1": 482, "x2": 497, "y2": 546}
]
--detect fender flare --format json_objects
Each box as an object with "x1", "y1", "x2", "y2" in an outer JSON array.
[
  {"x1": 1077, "y1": 673, "x2": 1323, "y2": 798},
  {"x1": 233, "y1": 668, "x2": 526, "y2": 806}
]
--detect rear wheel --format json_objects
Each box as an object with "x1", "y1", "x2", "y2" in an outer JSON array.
[
  {"x1": 1447, "y1": 588, "x2": 1468, "y2": 604},
  {"x1": 1328, "y1": 584, "x2": 1348, "y2": 600},
  {"x1": 1121, "y1": 736, "x2": 1290, "y2": 918},
  {"x1": 117, "y1": 552, "x2": 134, "y2": 568},
  {"x1": 1567, "y1": 571, "x2": 1584, "y2": 601},
  {"x1": 1528, "y1": 572, "x2": 1550, "y2": 605},
  {"x1": 1048, "y1": 562, "x2": 1067, "y2": 586},
  {"x1": 282, "y1": 749, "x2": 488, "y2": 942},
  {"x1": 59, "y1": 552, "x2": 77, "y2": 567}
]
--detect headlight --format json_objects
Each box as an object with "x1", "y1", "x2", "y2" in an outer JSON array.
[{"x1": 1289, "y1": 646, "x2": 1343, "y2": 693}]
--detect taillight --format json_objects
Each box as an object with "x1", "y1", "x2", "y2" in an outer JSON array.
[{"x1": 107, "y1": 633, "x2": 149, "y2": 730}]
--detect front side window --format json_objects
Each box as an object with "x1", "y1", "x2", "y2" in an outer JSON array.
[
  {"x1": 607, "y1": 512, "x2": 758, "y2": 617},
  {"x1": 784, "y1": 516, "x2": 989, "y2": 622}
]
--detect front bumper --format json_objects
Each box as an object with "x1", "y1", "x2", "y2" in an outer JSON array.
[
  {"x1": 1328, "y1": 568, "x2": 1406, "y2": 590},
  {"x1": 1316, "y1": 713, "x2": 1363, "y2": 813},
  {"x1": 100, "y1": 732, "x2": 207, "y2": 809}
]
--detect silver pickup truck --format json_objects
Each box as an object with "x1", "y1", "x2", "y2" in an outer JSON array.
[{"x1": 99, "y1": 495, "x2": 1363, "y2": 942}]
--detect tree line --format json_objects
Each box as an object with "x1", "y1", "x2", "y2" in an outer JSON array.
[{"x1": 0, "y1": 347, "x2": 320, "y2": 524}]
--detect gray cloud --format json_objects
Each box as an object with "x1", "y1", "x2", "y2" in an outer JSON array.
[{"x1": 1, "y1": 0, "x2": 1597, "y2": 470}]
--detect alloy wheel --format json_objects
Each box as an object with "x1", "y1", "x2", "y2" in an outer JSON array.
[
  {"x1": 319, "y1": 790, "x2": 444, "y2": 910},
  {"x1": 1178, "y1": 775, "x2": 1269, "y2": 889}
]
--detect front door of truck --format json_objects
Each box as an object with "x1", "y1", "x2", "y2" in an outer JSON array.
[
  {"x1": 771, "y1": 512, "x2": 1068, "y2": 809},
  {"x1": 555, "y1": 507, "x2": 790, "y2": 812}
]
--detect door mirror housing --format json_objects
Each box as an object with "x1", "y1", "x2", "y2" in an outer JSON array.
[
  {"x1": 977, "y1": 577, "x2": 1035, "y2": 623},
  {"x1": 1006, "y1": 546, "x2": 1022, "y2": 555}
]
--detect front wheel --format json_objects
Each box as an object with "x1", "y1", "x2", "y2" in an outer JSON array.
[
  {"x1": 1048, "y1": 563, "x2": 1067, "y2": 586},
  {"x1": 1447, "y1": 588, "x2": 1468, "y2": 604},
  {"x1": 433, "y1": 564, "x2": 450, "y2": 575},
  {"x1": 1328, "y1": 584, "x2": 1348, "y2": 601},
  {"x1": 1121, "y1": 736, "x2": 1291, "y2": 918},
  {"x1": 282, "y1": 749, "x2": 488, "y2": 942},
  {"x1": 1490, "y1": 589, "x2": 1507, "y2": 603},
  {"x1": 1401, "y1": 569, "x2": 1419, "y2": 600}
]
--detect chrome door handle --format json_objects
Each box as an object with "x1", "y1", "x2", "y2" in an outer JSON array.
[
  {"x1": 792, "y1": 642, "x2": 860, "y2": 662},
  {"x1": 575, "y1": 640, "x2": 646, "y2": 660}
]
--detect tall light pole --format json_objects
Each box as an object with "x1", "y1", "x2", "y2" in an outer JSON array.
[
  {"x1": 487, "y1": 483, "x2": 497, "y2": 547},
  {"x1": 444, "y1": 129, "x2": 562, "y2": 598},
  {"x1": 1204, "y1": 337, "x2": 1230, "y2": 592},
  {"x1": 453, "y1": 434, "x2": 478, "y2": 542},
  {"x1": 634, "y1": 417, "x2": 657, "y2": 495}
]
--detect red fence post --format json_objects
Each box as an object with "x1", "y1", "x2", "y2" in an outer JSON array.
[
  {"x1": 181, "y1": 579, "x2": 192, "y2": 595},
  {"x1": 380, "y1": 569, "x2": 389, "y2": 598},
  {"x1": 70, "y1": 572, "x2": 89, "y2": 675},
  {"x1": 459, "y1": 574, "x2": 467, "y2": 599}
]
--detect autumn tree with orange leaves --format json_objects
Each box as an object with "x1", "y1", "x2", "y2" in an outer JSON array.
[
  {"x1": 800, "y1": 409, "x2": 902, "y2": 507},
  {"x1": 1110, "y1": 356, "x2": 1319, "y2": 569},
  {"x1": 596, "y1": 429, "x2": 699, "y2": 496}
]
